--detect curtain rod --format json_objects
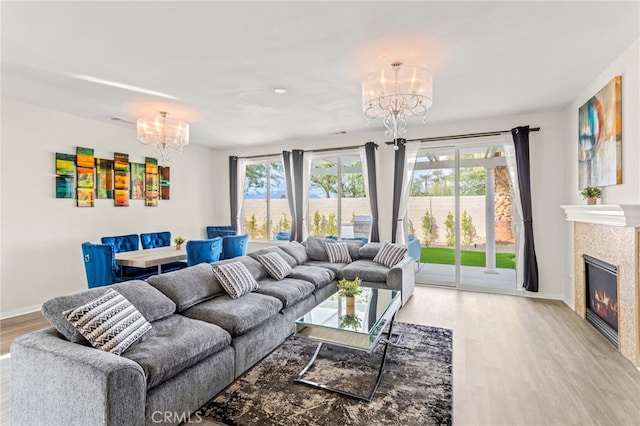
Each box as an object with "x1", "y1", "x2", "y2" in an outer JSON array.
[
  {"x1": 383, "y1": 127, "x2": 541, "y2": 145},
  {"x1": 235, "y1": 143, "x2": 376, "y2": 160}
]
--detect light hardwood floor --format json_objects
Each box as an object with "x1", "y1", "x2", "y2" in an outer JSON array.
[{"x1": 1, "y1": 286, "x2": 639, "y2": 426}]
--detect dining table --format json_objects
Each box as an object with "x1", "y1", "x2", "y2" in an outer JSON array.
[{"x1": 115, "y1": 245, "x2": 187, "y2": 275}]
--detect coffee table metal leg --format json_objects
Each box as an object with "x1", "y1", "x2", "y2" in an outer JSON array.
[{"x1": 294, "y1": 317, "x2": 397, "y2": 402}]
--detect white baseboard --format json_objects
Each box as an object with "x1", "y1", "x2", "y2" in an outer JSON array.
[
  {"x1": 523, "y1": 291, "x2": 565, "y2": 301},
  {"x1": 0, "y1": 304, "x2": 42, "y2": 320}
]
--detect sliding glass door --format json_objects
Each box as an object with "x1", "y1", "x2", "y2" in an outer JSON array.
[{"x1": 410, "y1": 140, "x2": 518, "y2": 293}]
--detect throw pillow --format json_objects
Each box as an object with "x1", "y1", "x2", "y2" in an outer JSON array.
[
  {"x1": 256, "y1": 252, "x2": 293, "y2": 281},
  {"x1": 304, "y1": 236, "x2": 330, "y2": 261},
  {"x1": 324, "y1": 242, "x2": 352, "y2": 264},
  {"x1": 372, "y1": 241, "x2": 407, "y2": 268},
  {"x1": 212, "y1": 261, "x2": 259, "y2": 299},
  {"x1": 63, "y1": 289, "x2": 151, "y2": 356}
]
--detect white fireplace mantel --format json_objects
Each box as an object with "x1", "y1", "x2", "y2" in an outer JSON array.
[{"x1": 561, "y1": 204, "x2": 640, "y2": 227}]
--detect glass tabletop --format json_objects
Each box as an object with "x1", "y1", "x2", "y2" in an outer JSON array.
[{"x1": 295, "y1": 287, "x2": 401, "y2": 352}]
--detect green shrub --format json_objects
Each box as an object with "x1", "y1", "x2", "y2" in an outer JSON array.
[{"x1": 444, "y1": 212, "x2": 455, "y2": 246}]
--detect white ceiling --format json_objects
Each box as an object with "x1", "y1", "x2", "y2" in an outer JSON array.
[{"x1": 2, "y1": 1, "x2": 639, "y2": 149}]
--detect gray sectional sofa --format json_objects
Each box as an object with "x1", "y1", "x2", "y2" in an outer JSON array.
[{"x1": 11, "y1": 239, "x2": 415, "y2": 426}]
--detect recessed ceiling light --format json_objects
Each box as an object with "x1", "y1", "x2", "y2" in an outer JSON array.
[{"x1": 274, "y1": 88, "x2": 287, "y2": 94}]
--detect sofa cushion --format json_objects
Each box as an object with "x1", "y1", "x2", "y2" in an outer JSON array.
[
  {"x1": 147, "y1": 263, "x2": 224, "y2": 312},
  {"x1": 359, "y1": 242, "x2": 384, "y2": 259},
  {"x1": 255, "y1": 252, "x2": 292, "y2": 281},
  {"x1": 255, "y1": 278, "x2": 315, "y2": 307},
  {"x1": 212, "y1": 262, "x2": 260, "y2": 299},
  {"x1": 303, "y1": 260, "x2": 347, "y2": 274},
  {"x1": 338, "y1": 259, "x2": 389, "y2": 283},
  {"x1": 279, "y1": 241, "x2": 309, "y2": 264},
  {"x1": 63, "y1": 289, "x2": 151, "y2": 356},
  {"x1": 217, "y1": 255, "x2": 269, "y2": 281},
  {"x1": 248, "y1": 246, "x2": 297, "y2": 268},
  {"x1": 373, "y1": 242, "x2": 407, "y2": 268},
  {"x1": 340, "y1": 240, "x2": 364, "y2": 260},
  {"x1": 304, "y1": 236, "x2": 330, "y2": 261},
  {"x1": 182, "y1": 293, "x2": 283, "y2": 337},
  {"x1": 289, "y1": 265, "x2": 335, "y2": 289},
  {"x1": 324, "y1": 242, "x2": 352, "y2": 264},
  {"x1": 122, "y1": 314, "x2": 231, "y2": 390},
  {"x1": 42, "y1": 280, "x2": 176, "y2": 344}
]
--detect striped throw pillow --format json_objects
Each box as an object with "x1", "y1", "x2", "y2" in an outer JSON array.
[
  {"x1": 256, "y1": 252, "x2": 292, "y2": 281},
  {"x1": 63, "y1": 289, "x2": 151, "y2": 356},
  {"x1": 373, "y1": 242, "x2": 407, "y2": 268},
  {"x1": 212, "y1": 261, "x2": 259, "y2": 299},
  {"x1": 324, "y1": 242, "x2": 352, "y2": 264}
]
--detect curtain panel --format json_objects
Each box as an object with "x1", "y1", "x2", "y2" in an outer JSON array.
[
  {"x1": 397, "y1": 141, "x2": 420, "y2": 244},
  {"x1": 359, "y1": 142, "x2": 380, "y2": 242},
  {"x1": 391, "y1": 140, "x2": 406, "y2": 243},
  {"x1": 511, "y1": 126, "x2": 539, "y2": 292},
  {"x1": 282, "y1": 151, "x2": 296, "y2": 241},
  {"x1": 228, "y1": 157, "x2": 247, "y2": 233}
]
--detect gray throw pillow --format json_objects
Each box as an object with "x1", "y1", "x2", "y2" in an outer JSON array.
[
  {"x1": 147, "y1": 263, "x2": 224, "y2": 312},
  {"x1": 305, "y1": 236, "x2": 330, "y2": 261},
  {"x1": 63, "y1": 289, "x2": 151, "y2": 356},
  {"x1": 359, "y1": 242, "x2": 384, "y2": 259},
  {"x1": 279, "y1": 241, "x2": 309, "y2": 264}
]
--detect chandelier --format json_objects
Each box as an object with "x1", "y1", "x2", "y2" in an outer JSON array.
[
  {"x1": 362, "y1": 62, "x2": 433, "y2": 148},
  {"x1": 137, "y1": 111, "x2": 189, "y2": 165}
]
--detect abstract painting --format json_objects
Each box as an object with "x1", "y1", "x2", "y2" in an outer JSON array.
[
  {"x1": 145, "y1": 157, "x2": 159, "y2": 207},
  {"x1": 114, "y1": 189, "x2": 129, "y2": 207},
  {"x1": 114, "y1": 153, "x2": 130, "y2": 207},
  {"x1": 95, "y1": 159, "x2": 114, "y2": 199},
  {"x1": 76, "y1": 147, "x2": 94, "y2": 168},
  {"x1": 56, "y1": 176, "x2": 75, "y2": 198},
  {"x1": 77, "y1": 188, "x2": 94, "y2": 207},
  {"x1": 130, "y1": 163, "x2": 145, "y2": 200},
  {"x1": 76, "y1": 166, "x2": 94, "y2": 188},
  {"x1": 578, "y1": 75, "x2": 622, "y2": 188},
  {"x1": 160, "y1": 166, "x2": 170, "y2": 200},
  {"x1": 56, "y1": 153, "x2": 75, "y2": 177}
]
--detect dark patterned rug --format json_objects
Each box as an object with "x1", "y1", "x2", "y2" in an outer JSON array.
[{"x1": 197, "y1": 322, "x2": 452, "y2": 425}]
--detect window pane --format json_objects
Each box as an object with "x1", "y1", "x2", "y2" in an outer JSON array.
[
  {"x1": 243, "y1": 163, "x2": 268, "y2": 239},
  {"x1": 309, "y1": 157, "x2": 338, "y2": 237},
  {"x1": 340, "y1": 156, "x2": 368, "y2": 238},
  {"x1": 269, "y1": 162, "x2": 290, "y2": 237}
]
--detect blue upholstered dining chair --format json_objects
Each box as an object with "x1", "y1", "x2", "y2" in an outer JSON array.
[
  {"x1": 342, "y1": 236, "x2": 369, "y2": 244},
  {"x1": 101, "y1": 234, "x2": 144, "y2": 277},
  {"x1": 140, "y1": 231, "x2": 187, "y2": 273},
  {"x1": 186, "y1": 237, "x2": 223, "y2": 266},
  {"x1": 81, "y1": 242, "x2": 125, "y2": 288},
  {"x1": 273, "y1": 231, "x2": 291, "y2": 241},
  {"x1": 220, "y1": 234, "x2": 249, "y2": 260},
  {"x1": 407, "y1": 234, "x2": 422, "y2": 269},
  {"x1": 206, "y1": 226, "x2": 237, "y2": 239},
  {"x1": 140, "y1": 231, "x2": 172, "y2": 249}
]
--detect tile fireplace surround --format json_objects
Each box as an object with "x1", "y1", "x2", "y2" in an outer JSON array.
[{"x1": 562, "y1": 205, "x2": 640, "y2": 368}]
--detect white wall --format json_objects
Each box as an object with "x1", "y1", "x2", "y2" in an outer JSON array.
[
  {"x1": 216, "y1": 109, "x2": 570, "y2": 300},
  {"x1": 1, "y1": 98, "x2": 221, "y2": 317},
  {"x1": 562, "y1": 38, "x2": 640, "y2": 308}
]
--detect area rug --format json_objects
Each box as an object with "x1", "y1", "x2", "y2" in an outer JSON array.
[{"x1": 197, "y1": 322, "x2": 452, "y2": 425}]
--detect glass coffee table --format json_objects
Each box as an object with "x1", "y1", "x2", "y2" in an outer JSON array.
[{"x1": 294, "y1": 287, "x2": 402, "y2": 402}]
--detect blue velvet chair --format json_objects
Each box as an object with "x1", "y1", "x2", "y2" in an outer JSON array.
[
  {"x1": 407, "y1": 234, "x2": 422, "y2": 269},
  {"x1": 273, "y1": 231, "x2": 291, "y2": 241},
  {"x1": 206, "y1": 226, "x2": 237, "y2": 239},
  {"x1": 186, "y1": 237, "x2": 223, "y2": 266},
  {"x1": 101, "y1": 234, "x2": 145, "y2": 277},
  {"x1": 221, "y1": 234, "x2": 249, "y2": 260},
  {"x1": 81, "y1": 242, "x2": 124, "y2": 288},
  {"x1": 140, "y1": 231, "x2": 172, "y2": 249},
  {"x1": 140, "y1": 231, "x2": 188, "y2": 272},
  {"x1": 342, "y1": 236, "x2": 369, "y2": 244}
]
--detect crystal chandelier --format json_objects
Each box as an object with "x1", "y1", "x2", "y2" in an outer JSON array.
[
  {"x1": 137, "y1": 111, "x2": 189, "y2": 165},
  {"x1": 362, "y1": 62, "x2": 433, "y2": 148}
]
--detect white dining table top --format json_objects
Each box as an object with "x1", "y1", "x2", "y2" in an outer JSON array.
[{"x1": 115, "y1": 245, "x2": 186, "y2": 268}]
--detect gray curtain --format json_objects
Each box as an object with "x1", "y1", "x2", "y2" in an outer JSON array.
[
  {"x1": 282, "y1": 151, "x2": 296, "y2": 241},
  {"x1": 391, "y1": 139, "x2": 406, "y2": 243},
  {"x1": 364, "y1": 142, "x2": 380, "y2": 242},
  {"x1": 228, "y1": 156, "x2": 238, "y2": 231},
  {"x1": 291, "y1": 149, "x2": 305, "y2": 242},
  {"x1": 511, "y1": 126, "x2": 539, "y2": 292}
]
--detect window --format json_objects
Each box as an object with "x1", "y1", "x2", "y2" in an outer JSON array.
[
  {"x1": 242, "y1": 159, "x2": 290, "y2": 240},
  {"x1": 308, "y1": 152, "x2": 370, "y2": 238}
]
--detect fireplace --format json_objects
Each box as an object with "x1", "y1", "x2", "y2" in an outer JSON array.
[{"x1": 583, "y1": 254, "x2": 618, "y2": 348}]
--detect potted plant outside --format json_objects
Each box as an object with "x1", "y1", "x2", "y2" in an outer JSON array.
[
  {"x1": 174, "y1": 236, "x2": 185, "y2": 250},
  {"x1": 338, "y1": 277, "x2": 362, "y2": 315},
  {"x1": 580, "y1": 186, "x2": 601, "y2": 205}
]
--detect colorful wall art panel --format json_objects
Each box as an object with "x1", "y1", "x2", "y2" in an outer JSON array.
[
  {"x1": 55, "y1": 153, "x2": 76, "y2": 198},
  {"x1": 578, "y1": 75, "x2": 622, "y2": 188},
  {"x1": 114, "y1": 153, "x2": 130, "y2": 207},
  {"x1": 130, "y1": 163, "x2": 145, "y2": 200},
  {"x1": 160, "y1": 166, "x2": 170, "y2": 200},
  {"x1": 77, "y1": 188, "x2": 94, "y2": 207},
  {"x1": 95, "y1": 159, "x2": 114, "y2": 199},
  {"x1": 76, "y1": 147, "x2": 94, "y2": 168},
  {"x1": 145, "y1": 157, "x2": 159, "y2": 207}
]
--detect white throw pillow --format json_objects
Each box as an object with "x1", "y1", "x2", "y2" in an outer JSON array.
[
  {"x1": 212, "y1": 261, "x2": 260, "y2": 299},
  {"x1": 373, "y1": 241, "x2": 407, "y2": 268},
  {"x1": 63, "y1": 289, "x2": 151, "y2": 356},
  {"x1": 256, "y1": 252, "x2": 293, "y2": 281}
]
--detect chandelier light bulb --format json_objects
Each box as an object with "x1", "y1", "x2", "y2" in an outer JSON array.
[{"x1": 137, "y1": 111, "x2": 189, "y2": 165}]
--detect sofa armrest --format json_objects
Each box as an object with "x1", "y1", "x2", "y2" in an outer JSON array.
[
  {"x1": 11, "y1": 327, "x2": 146, "y2": 426},
  {"x1": 387, "y1": 256, "x2": 416, "y2": 306}
]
